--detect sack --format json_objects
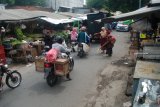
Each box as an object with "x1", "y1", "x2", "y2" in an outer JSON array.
[
  {"x1": 82, "y1": 43, "x2": 90, "y2": 53},
  {"x1": 45, "y1": 49, "x2": 59, "y2": 63}
]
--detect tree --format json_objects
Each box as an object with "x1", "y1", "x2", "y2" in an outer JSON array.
[
  {"x1": 0, "y1": 0, "x2": 46, "y2": 6},
  {"x1": 0, "y1": 0, "x2": 16, "y2": 5},
  {"x1": 15, "y1": 0, "x2": 46, "y2": 6},
  {"x1": 87, "y1": 0, "x2": 106, "y2": 10},
  {"x1": 87, "y1": 0, "x2": 150, "y2": 12}
]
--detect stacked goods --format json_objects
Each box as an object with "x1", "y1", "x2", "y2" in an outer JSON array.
[
  {"x1": 55, "y1": 58, "x2": 69, "y2": 76},
  {"x1": 35, "y1": 56, "x2": 45, "y2": 72}
]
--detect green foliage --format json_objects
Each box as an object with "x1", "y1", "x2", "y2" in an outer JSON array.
[
  {"x1": 14, "y1": 27, "x2": 26, "y2": 41},
  {"x1": 0, "y1": 0, "x2": 46, "y2": 6},
  {"x1": 55, "y1": 31, "x2": 69, "y2": 41},
  {"x1": 87, "y1": 0, "x2": 106, "y2": 9},
  {"x1": 0, "y1": 0, "x2": 15, "y2": 5},
  {"x1": 87, "y1": 0, "x2": 150, "y2": 12},
  {"x1": 15, "y1": 0, "x2": 46, "y2": 6},
  {"x1": 10, "y1": 38, "x2": 22, "y2": 46},
  {"x1": 7, "y1": 0, "x2": 15, "y2": 5}
]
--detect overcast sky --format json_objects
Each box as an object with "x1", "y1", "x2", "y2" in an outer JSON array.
[{"x1": 84, "y1": 0, "x2": 86, "y2": 5}]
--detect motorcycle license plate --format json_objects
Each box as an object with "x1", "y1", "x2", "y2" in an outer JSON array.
[{"x1": 44, "y1": 68, "x2": 51, "y2": 79}]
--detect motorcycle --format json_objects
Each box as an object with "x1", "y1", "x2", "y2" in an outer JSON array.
[
  {"x1": 44, "y1": 52, "x2": 74, "y2": 87},
  {"x1": 42, "y1": 45, "x2": 50, "y2": 55},
  {"x1": 0, "y1": 59, "x2": 22, "y2": 91},
  {"x1": 77, "y1": 43, "x2": 90, "y2": 58},
  {"x1": 70, "y1": 41, "x2": 78, "y2": 52}
]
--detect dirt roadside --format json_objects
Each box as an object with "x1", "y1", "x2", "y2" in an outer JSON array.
[{"x1": 82, "y1": 56, "x2": 134, "y2": 107}]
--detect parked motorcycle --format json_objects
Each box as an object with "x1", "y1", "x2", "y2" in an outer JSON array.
[
  {"x1": 0, "y1": 59, "x2": 22, "y2": 90},
  {"x1": 44, "y1": 52, "x2": 74, "y2": 87}
]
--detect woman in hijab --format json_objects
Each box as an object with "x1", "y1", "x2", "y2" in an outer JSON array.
[{"x1": 70, "y1": 27, "x2": 78, "y2": 42}]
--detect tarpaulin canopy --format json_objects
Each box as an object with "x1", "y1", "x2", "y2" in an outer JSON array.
[
  {"x1": 40, "y1": 16, "x2": 87, "y2": 25},
  {"x1": 40, "y1": 17, "x2": 73, "y2": 25}
]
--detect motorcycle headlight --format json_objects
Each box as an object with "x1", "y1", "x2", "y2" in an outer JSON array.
[{"x1": 4, "y1": 64, "x2": 8, "y2": 68}]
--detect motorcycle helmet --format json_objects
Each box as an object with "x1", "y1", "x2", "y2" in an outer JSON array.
[{"x1": 56, "y1": 36, "x2": 63, "y2": 44}]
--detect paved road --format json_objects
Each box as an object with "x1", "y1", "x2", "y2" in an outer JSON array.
[{"x1": 0, "y1": 31, "x2": 129, "y2": 107}]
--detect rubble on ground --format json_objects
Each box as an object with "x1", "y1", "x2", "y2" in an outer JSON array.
[{"x1": 84, "y1": 56, "x2": 134, "y2": 107}]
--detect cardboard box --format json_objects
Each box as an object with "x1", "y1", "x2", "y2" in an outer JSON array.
[
  {"x1": 31, "y1": 48, "x2": 38, "y2": 58},
  {"x1": 55, "y1": 59, "x2": 69, "y2": 76},
  {"x1": 35, "y1": 57, "x2": 45, "y2": 72}
]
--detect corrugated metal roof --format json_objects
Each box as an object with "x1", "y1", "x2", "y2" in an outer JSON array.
[
  {"x1": 150, "y1": 0, "x2": 160, "y2": 4},
  {"x1": 0, "y1": 9, "x2": 43, "y2": 21},
  {"x1": 102, "y1": 6, "x2": 160, "y2": 22},
  {"x1": 0, "y1": 9, "x2": 86, "y2": 21}
]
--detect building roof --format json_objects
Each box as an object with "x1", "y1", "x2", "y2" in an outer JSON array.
[
  {"x1": 102, "y1": 5, "x2": 160, "y2": 22},
  {"x1": 102, "y1": 0, "x2": 160, "y2": 22},
  {"x1": 149, "y1": 0, "x2": 160, "y2": 7},
  {"x1": 0, "y1": 9, "x2": 87, "y2": 24},
  {"x1": 0, "y1": 9, "x2": 70, "y2": 21}
]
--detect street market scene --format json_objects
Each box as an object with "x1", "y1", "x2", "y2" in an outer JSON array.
[{"x1": 0, "y1": 0, "x2": 160, "y2": 107}]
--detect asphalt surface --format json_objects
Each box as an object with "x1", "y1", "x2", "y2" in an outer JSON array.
[{"x1": 0, "y1": 31, "x2": 129, "y2": 107}]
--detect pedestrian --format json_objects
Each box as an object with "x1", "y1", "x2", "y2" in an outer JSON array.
[
  {"x1": 105, "y1": 34, "x2": 116, "y2": 56},
  {"x1": 95, "y1": 27, "x2": 110, "y2": 53},
  {"x1": 70, "y1": 27, "x2": 78, "y2": 42}
]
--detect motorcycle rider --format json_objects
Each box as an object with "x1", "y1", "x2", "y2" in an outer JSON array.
[
  {"x1": 52, "y1": 36, "x2": 72, "y2": 80},
  {"x1": 77, "y1": 26, "x2": 90, "y2": 45}
]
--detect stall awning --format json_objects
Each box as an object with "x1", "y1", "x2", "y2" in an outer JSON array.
[
  {"x1": 40, "y1": 16, "x2": 87, "y2": 25},
  {"x1": 40, "y1": 17, "x2": 73, "y2": 25},
  {"x1": 102, "y1": 6, "x2": 160, "y2": 22}
]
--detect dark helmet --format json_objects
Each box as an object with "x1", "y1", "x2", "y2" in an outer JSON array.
[{"x1": 56, "y1": 36, "x2": 63, "y2": 44}]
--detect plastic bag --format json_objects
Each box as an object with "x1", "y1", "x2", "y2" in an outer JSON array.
[
  {"x1": 45, "y1": 49, "x2": 59, "y2": 63},
  {"x1": 82, "y1": 43, "x2": 90, "y2": 53}
]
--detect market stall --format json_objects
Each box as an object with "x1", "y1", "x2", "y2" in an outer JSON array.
[{"x1": 0, "y1": 20, "x2": 46, "y2": 64}]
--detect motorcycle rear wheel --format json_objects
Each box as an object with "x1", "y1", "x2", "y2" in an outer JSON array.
[
  {"x1": 69, "y1": 59, "x2": 74, "y2": 71},
  {"x1": 78, "y1": 51, "x2": 84, "y2": 58},
  {"x1": 46, "y1": 72, "x2": 57, "y2": 87},
  {"x1": 6, "y1": 71, "x2": 22, "y2": 89}
]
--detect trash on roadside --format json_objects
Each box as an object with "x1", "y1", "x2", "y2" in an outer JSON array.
[
  {"x1": 26, "y1": 63, "x2": 32, "y2": 67},
  {"x1": 123, "y1": 101, "x2": 131, "y2": 107},
  {"x1": 124, "y1": 62, "x2": 129, "y2": 65}
]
